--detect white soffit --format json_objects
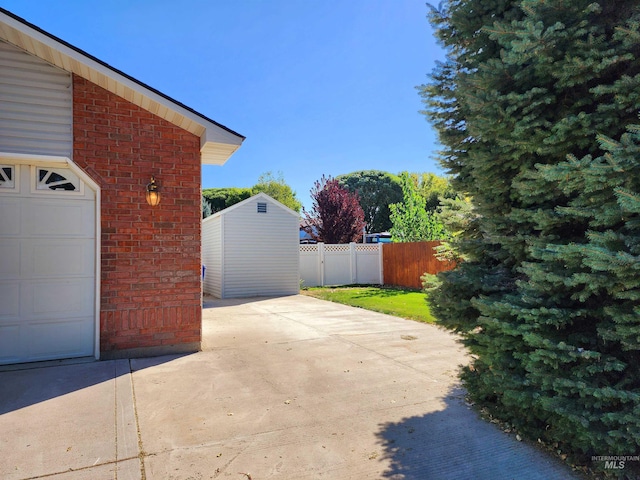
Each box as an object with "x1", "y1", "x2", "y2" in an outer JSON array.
[{"x1": 0, "y1": 8, "x2": 244, "y2": 165}]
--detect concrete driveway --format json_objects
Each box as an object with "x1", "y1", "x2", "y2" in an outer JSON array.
[{"x1": 0, "y1": 295, "x2": 581, "y2": 479}]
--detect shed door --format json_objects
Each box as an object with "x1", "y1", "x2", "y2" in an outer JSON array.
[{"x1": 0, "y1": 163, "x2": 96, "y2": 365}]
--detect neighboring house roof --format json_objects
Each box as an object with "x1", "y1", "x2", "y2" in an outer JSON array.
[
  {"x1": 204, "y1": 192, "x2": 300, "y2": 222},
  {"x1": 0, "y1": 7, "x2": 244, "y2": 165}
]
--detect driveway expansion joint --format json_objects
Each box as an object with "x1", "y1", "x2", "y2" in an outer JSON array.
[{"x1": 128, "y1": 359, "x2": 147, "y2": 480}]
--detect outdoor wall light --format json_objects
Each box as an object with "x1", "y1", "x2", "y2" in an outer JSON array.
[{"x1": 145, "y1": 176, "x2": 161, "y2": 206}]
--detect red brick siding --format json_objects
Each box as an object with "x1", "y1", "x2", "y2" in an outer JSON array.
[{"x1": 72, "y1": 75, "x2": 202, "y2": 355}]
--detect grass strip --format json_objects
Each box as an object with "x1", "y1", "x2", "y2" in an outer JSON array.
[{"x1": 302, "y1": 285, "x2": 435, "y2": 323}]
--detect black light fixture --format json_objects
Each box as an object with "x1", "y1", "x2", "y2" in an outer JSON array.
[{"x1": 146, "y1": 176, "x2": 161, "y2": 206}]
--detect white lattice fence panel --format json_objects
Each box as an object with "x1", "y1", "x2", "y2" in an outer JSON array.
[
  {"x1": 355, "y1": 244, "x2": 380, "y2": 253},
  {"x1": 323, "y1": 244, "x2": 351, "y2": 253},
  {"x1": 299, "y1": 244, "x2": 319, "y2": 254}
]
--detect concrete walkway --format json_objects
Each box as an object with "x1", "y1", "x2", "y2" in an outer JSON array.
[{"x1": 0, "y1": 295, "x2": 581, "y2": 479}]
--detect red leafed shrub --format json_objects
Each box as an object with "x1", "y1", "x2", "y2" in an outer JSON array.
[{"x1": 303, "y1": 175, "x2": 365, "y2": 244}]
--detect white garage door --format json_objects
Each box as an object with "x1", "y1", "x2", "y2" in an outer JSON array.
[{"x1": 0, "y1": 163, "x2": 96, "y2": 365}]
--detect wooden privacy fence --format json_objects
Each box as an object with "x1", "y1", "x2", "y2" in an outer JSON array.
[{"x1": 382, "y1": 241, "x2": 455, "y2": 289}]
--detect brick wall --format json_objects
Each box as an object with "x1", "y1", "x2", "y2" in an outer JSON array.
[{"x1": 72, "y1": 75, "x2": 203, "y2": 357}]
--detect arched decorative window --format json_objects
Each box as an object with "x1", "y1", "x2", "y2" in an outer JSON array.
[
  {"x1": 0, "y1": 165, "x2": 15, "y2": 189},
  {"x1": 35, "y1": 167, "x2": 82, "y2": 193}
]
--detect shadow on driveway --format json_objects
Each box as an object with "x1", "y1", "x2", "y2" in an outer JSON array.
[
  {"x1": 0, "y1": 354, "x2": 190, "y2": 415},
  {"x1": 375, "y1": 386, "x2": 580, "y2": 480},
  {"x1": 0, "y1": 294, "x2": 276, "y2": 416},
  {"x1": 202, "y1": 294, "x2": 295, "y2": 309}
]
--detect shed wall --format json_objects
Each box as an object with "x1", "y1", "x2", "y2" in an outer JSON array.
[
  {"x1": 220, "y1": 197, "x2": 299, "y2": 298},
  {"x1": 202, "y1": 215, "x2": 222, "y2": 298}
]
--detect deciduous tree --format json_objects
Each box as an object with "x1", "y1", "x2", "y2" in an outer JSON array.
[
  {"x1": 202, "y1": 187, "x2": 253, "y2": 214},
  {"x1": 389, "y1": 172, "x2": 448, "y2": 242},
  {"x1": 252, "y1": 171, "x2": 302, "y2": 213},
  {"x1": 303, "y1": 175, "x2": 365, "y2": 244},
  {"x1": 202, "y1": 172, "x2": 301, "y2": 216},
  {"x1": 408, "y1": 172, "x2": 456, "y2": 212},
  {"x1": 336, "y1": 170, "x2": 402, "y2": 233}
]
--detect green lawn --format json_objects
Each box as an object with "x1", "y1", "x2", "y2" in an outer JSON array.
[{"x1": 302, "y1": 285, "x2": 435, "y2": 323}]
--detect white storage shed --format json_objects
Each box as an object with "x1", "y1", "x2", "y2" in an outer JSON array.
[{"x1": 202, "y1": 193, "x2": 300, "y2": 298}]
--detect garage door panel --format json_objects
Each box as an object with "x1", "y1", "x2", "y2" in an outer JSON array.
[
  {"x1": 27, "y1": 317, "x2": 94, "y2": 359},
  {"x1": 0, "y1": 324, "x2": 21, "y2": 363},
  {"x1": 26, "y1": 279, "x2": 93, "y2": 317},
  {"x1": 26, "y1": 239, "x2": 94, "y2": 277},
  {"x1": 0, "y1": 197, "x2": 20, "y2": 235},
  {"x1": 24, "y1": 198, "x2": 95, "y2": 237},
  {"x1": 0, "y1": 283, "x2": 20, "y2": 319},
  {"x1": 0, "y1": 240, "x2": 20, "y2": 278}
]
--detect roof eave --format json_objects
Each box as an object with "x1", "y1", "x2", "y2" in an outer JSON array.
[
  {"x1": 0, "y1": 7, "x2": 244, "y2": 165},
  {"x1": 201, "y1": 141, "x2": 243, "y2": 166}
]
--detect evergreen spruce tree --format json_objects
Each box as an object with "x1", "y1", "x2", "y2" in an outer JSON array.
[
  {"x1": 420, "y1": 0, "x2": 640, "y2": 467},
  {"x1": 521, "y1": 127, "x2": 640, "y2": 459},
  {"x1": 202, "y1": 195, "x2": 212, "y2": 219}
]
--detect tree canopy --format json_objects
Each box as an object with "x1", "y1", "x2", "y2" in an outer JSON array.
[
  {"x1": 337, "y1": 170, "x2": 454, "y2": 234},
  {"x1": 408, "y1": 172, "x2": 456, "y2": 212},
  {"x1": 421, "y1": 0, "x2": 640, "y2": 468},
  {"x1": 252, "y1": 171, "x2": 302, "y2": 212},
  {"x1": 336, "y1": 170, "x2": 403, "y2": 233},
  {"x1": 202, "y1": 171, "x2": 301, "y2": 218},
  {"x1": 389, "y1": 172, "x2": 449, "y2": 242},
  {"x1": 202, "y1": 187, "x2": 252, "y2": 216}
]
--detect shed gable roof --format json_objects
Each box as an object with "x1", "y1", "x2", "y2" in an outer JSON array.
[
  {"x1": 0, "y1": 7, "x2": 244, "y2": 165},
  {"x1": 208, "y1": 192, "x2": 300, "y2": 221}
]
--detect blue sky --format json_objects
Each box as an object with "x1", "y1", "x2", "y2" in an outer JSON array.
[{"x1": 2, "y1": 0, "x2": 446, "y2": 209}]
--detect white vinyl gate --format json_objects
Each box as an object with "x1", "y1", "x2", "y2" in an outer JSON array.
[{"x1": 299, "y1": 243, "x2": 382, "y2": 287}]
